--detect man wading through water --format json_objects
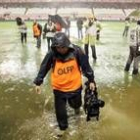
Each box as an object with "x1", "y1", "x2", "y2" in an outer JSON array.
[{"x1": 34, "y1": 32, "x2": 95, "y2": 137}]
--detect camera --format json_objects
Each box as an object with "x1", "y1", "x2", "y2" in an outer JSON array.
[
  {"x1": 85, "y1": 94, "x2": 105, "y2": 121},
  {"x1": 84, "y1": 82, "x2": 105, "y2": 121}
]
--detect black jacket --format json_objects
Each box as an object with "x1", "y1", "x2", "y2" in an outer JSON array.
[{"x1": 34, "y1": 44, "x2": 94, "y2": 86}]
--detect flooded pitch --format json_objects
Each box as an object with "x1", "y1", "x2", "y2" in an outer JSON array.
[{"x1": 0, "y1": 21, "x2": 140, "y2": 140}]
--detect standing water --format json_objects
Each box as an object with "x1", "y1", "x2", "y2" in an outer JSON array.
[{"x1": 0, "y1": 21, "x2": 140, "y2": 140}]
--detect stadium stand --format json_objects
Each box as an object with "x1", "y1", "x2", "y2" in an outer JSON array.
[{"x1": 0, "y1": 0, "x2": 140, "y2": 21}]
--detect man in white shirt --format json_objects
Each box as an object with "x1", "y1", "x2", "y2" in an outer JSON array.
[{"x1": 124, "y1": 20, "x2": 140, "y2": 74}]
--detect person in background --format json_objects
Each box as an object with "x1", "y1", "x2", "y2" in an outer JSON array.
[
  {"x1": 76, "y1": 17, "x2": 83, "y2": 39},
  {"x1": 84, "y1": 17, "x2": 97, "y2": 62},
  {"x1": 123, "y1": 17, "x2": 130, "y2": 37},
  {"x1": 65, "y1": 17, "x2": 71, "y2": 38},
  {"x1": 16, "y1": 17, "x2": 27, "y2": 44},
  {"x1": 43, "y1": 19, "x2": 56, "y2": 51},
  {"x1": 124, "y1": 20, "x2": 140, "y2": 75},
  {"x1": 95, "y1": 18, "x2": 102, "y2": 41},
  {"x1": 33, "y1": 20, "x2": 42, "y2": 48},
  {"x1": 34, "y1": 32, "x2": 95, "y2": 137}
]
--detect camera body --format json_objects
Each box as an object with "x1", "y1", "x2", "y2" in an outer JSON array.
[{"x1": 84, "y1": 82, "x2": 105, "y2": 121}]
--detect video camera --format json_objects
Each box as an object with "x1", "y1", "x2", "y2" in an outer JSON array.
[{"x1": 84, "y1": 81, "x2": 105, "y2": 121}]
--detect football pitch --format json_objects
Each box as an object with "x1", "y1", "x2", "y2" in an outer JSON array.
[{"x1": 0, "y1": 20, "x2": 140, "y2": 140}]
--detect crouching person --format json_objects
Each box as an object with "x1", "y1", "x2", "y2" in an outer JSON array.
[{"x1": 33, "y1": 32, "x2": 95, "y2": 137}]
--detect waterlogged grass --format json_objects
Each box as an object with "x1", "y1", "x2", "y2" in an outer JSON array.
[{"x1": 0, "y1": 21, "x2": 140, "y2": 140}]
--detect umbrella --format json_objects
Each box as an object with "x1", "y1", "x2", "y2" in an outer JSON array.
[
  {"x1": 16, "y1": 17, "x2": 23, "y2": 26},
  {"x1": 49, "y1": 14, "x2": 68, "y2": 29},
  {"x1": 129, "y1": 9, "x2": 140, "y2": 18}
]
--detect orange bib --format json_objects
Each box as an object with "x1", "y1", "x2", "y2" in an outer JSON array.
[
  {"x1": 51, "y1": 58, "x2": 82, "y2": 92},
  {"x1": 33, "y1": 24, "x2": 41, "y2": 36}
]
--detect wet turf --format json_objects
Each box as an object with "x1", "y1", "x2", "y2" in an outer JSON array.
[{"x1": 0, "y1": 21, "x2": 140, "y2": 140}]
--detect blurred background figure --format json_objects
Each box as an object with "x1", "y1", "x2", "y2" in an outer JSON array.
[
  {"x1": 33, "y1": 20, "x2": 42, "y2": 48},
  {"x1": 84, "y1": 17, "x2": 97, "y2": 62},
  {"x1": 124, "y1": 20, "x2": 140, "y2": 75},
  {"x1": 43, "y1": 19, "x2": 56, "y2": 51},
  {"x1": 16, "y1": 17, "x2": 27, "y2": 44},
  {"x1": 122, "y1": 17, "x2": 130, "y2": 37},
  {"x1": 76, "y1": 17, "x2": 83, "y2": 39},
  {"x1": 65, "y1": 17, "x2": 71, "y2": 38},
  {"x1": 95, "y1": 18, "x2": 102, "y2": 41}
]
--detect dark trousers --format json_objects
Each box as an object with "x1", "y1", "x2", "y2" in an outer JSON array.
[
  {"x1": 123, "y1": 26, "x2": 129, "y2": 37},
  {"x1": 54, "y1": 89, "x2": 82, "y2": 130},
  {"x1": 78, "y1": 28, "x2": 83, "y2": 39},
  {"x1": 21, "y1": 33, "x2": 27, "y2": 43},
  {"x1": 96, "y1": 30, "x2": 100, "y2": 41},
  {"x1": 47, "y1": 37, "x2": 53, "y2": 51},
  {"x1": 124, "y1": 46, "x2": 140, "y2": 74},
  {"x1": 36, "y1": 36, "x2": 41, "y2": 48},
  {"x1": 84, "y1": 44, "x2": 97, "y2": 60}
]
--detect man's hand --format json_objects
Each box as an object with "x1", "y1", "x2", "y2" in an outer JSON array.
[
  {"x1": 35, "y1": 85, "x2": 41, "y2": 94},
  {"x1": 89, "y1": 82, "x2": 95, "y2": 91}
]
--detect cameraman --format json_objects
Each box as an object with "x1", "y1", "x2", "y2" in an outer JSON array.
[{"x1": 34, "y1": 32, "x2": 95, "y2": 137}]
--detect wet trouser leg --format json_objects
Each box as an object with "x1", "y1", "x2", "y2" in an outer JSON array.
[
  {"x1": 96, "y1": 30, "x2": 100, "y2": 40},
  {"x1": 47, "y1": 37, "x2": 51, "y2": 51},
  {"x1": 37, "y1": 36, "x2": 41, "y2": 48},
  {"x1": 78, "y1": 29, "x2": 83, "y2": 39},
  {"x1": 91, "y1": 45, "x2": 97, "y2": 60},
  {"x1": 132, "y1": 55, "x2": 140, "y2": 74},
  {"x1": 80, "y1": 29, "x2": 83, "y2": 39},
  {"x1": 68, "y1": 93, "x2": 82, "y2": 110},
  {"x1": 24, "y1": 33, "x2": 27, "y2": 43},
  {"x1": 84, "y1": 44, "x2": 89, "y2": 58},
  {"x1": 78, "y1": 29, "x2": 80, "y2": 39},
  {"x1": 21, "y1": 33, "x2": 24, "y2": 43},
  {"x1": 54, "y1": 94, "x2": 68, "y2": 130},
  {"x1": 124, "y1": 47, "x2": 134, "y2": 71}
]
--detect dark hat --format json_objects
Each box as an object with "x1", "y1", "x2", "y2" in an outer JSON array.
[{"x1": 51, "y1": 32, "x2": 73, "y2": 49}]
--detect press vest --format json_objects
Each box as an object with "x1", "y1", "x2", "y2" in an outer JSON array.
[
  {"x1": 33, "y1": 24, "x2": 41, "y2": 37},
  {"x1": 51, "y1": 58, "x2": 82, "y2": 92}
]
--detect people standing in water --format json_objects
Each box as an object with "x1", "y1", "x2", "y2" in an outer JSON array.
[
  {"x1": 123, "y1": 17, "x2": 130, "y2": 37},
  {"x1": 76, "y1": 17, "x2": 83, "y2": 39},
  {"x1": 43, "y1": 19, "x2": 56, "y2": 51},
  {"x1": 16, "y1": 17, "x2": 27, "y2": 44},
  {"x1": 33, "y1": 20, "x2": 42, "y2": 48},
  {"x1": 124, "y1": 20, "x2": 140, "y2": 75},
  {"x1": 84, "y1": 17, "x2": 97, "y2": 62}
]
